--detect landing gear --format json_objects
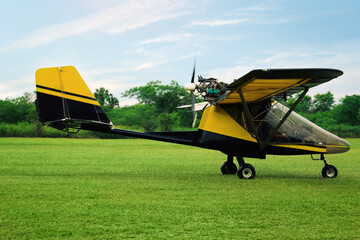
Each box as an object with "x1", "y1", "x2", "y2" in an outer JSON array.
[
  {"x1": 221, "y1": 162, "x2": 237, "y2": 175},
  {"x1": 320, "y1": 154, "x2": 338, "y2": 178},
  {"x1": 237, "y1": 164, "x2": 256, "y2": 179},
  {"x1": 221, "y1": 154, "x2": 256, "y2": 179},
  {"x1": 221, "y1": 155, "x2": 237, "y2": 175},
  {"x1": 322, "y1": 165, "x2": 338, "y2": 178},
  {"x1": 235, "y1": 155, "x2": 256, "y2": 179}
]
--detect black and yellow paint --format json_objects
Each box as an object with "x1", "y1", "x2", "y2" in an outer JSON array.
[
  {"x1": 34, "y1": 66, "x2": 349, "y2": 159},
  {"x1": 35, "y1": 66, "x2": 111, "y2": 130},
  {"x1": 197, "y1": 104, "x2": 349, "y2": 156}
]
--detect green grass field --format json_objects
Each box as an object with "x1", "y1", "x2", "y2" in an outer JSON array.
[{"x1": 0, "y1": 138, "x2": 359, "y2": 239}]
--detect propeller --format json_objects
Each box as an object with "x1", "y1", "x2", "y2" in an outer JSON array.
[{"x1": 185, "y1": 59, "x2": 197, "y2": 128}]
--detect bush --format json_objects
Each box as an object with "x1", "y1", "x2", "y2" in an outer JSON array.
[{"x1": 0, "y1": 122, "x2": 36, "y2": 137}]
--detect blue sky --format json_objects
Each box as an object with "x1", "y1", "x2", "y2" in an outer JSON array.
[{"x1": 0, "y1": 0, "x2": 359, "y2": 105}]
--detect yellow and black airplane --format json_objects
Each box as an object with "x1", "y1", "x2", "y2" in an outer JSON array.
[{"x1": 35, "y1": 66, "x2": 350, "y2": 179}]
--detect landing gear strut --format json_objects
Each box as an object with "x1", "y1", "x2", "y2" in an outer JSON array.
[
  {"x1": 221, "y1": 154, "x2": 256, "y2": 179},
  {"x1": 321, "y1": 154, "x2": 338, "y2": 178}
]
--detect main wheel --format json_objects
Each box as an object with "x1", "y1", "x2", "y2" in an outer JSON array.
[
  {"x1": 322, "y1": 165, "x2": 338, "y2": 178},
  {"x1": 221, "y1": 162, "x2": 237, "y2": 175},
  {"x1": 237, "y1": 163, "x2": 256, "y2": 179}
]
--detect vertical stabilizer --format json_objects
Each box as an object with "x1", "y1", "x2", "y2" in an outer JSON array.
[{"x1": 35, "y1": 66, "x2": 112, "y2": 131}]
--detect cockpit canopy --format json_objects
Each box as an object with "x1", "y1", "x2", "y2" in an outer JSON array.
[
  {"x1": 221, "y1": 101, "x2": 350, "y2": 148},
  {"x1": 258, "y1": 101, "x2": 349, "y2": 146}
]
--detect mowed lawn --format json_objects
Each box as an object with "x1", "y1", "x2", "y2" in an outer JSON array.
[{"x1": 0, "y1": 138, "x2": 359, "y2": 239}]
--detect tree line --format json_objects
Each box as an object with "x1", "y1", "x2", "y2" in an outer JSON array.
[{"x1": 0, "y1": 81, "x2": 359, "y2": 138}]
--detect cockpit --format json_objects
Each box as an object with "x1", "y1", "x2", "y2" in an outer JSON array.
[{"x1": 221, "y1": 101, "x2": 350, "y2": 153}]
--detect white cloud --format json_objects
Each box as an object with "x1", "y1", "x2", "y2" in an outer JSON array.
[
  {"x1": 140, "y1": 33, "x2": 195, "y2": 44},
  {"x1": 133, "y1": 62, "x2": 156, "y2": 71},
  {"x1": 189, "y1": 18, "x2": 248, "y2": 27},
  {"x1": 0, "y1": 0, "x2": 189, "y2": 52},
  {"x1": 223, "y1": 3, "x2": 295, "y2": 25}
]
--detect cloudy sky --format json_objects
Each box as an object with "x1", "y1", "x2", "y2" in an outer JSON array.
[{"x1": 0, "y1": 0, "x2": 359, "y2": 105}]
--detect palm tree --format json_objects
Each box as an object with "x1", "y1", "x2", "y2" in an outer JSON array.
[
  {"x1": 94, "y1": 87, "x2": 109, "y2": 106},
  {"x1": 106, "y1": 94, "x2": 119, "y2": 109}
]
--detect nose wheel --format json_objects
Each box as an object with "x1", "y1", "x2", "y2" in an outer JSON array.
[
  {"x1": 321, "y1": 154, "x2": 338, "y2": 178},
  {"x1": 322, "y1": 164, "x2": 338, "y2": 178}
]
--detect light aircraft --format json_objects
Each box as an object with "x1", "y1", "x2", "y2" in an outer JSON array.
[{"x1": 35, "y1": 66, "x2": 350, "y2": 179}]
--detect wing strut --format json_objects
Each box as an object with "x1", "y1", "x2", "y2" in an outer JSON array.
[
  {"x1": 238, "y1": 87, "x2": 309, "y2": 150},
  {"x1": 238, "y1": 90, "x2": 263, "y2": 148}
]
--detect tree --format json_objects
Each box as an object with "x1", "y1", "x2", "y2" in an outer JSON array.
[
  {"x1": 122, "y1": 80, "x2": 197, "y2": 129},
  {"x1": 158, "y1": 112, "x2": 175, "y2": 131},
  {"x1": 94, "y1": 87, "x2": 109, "y2": 106},
  {"x1": 285, "y1": 91, "x2": 335, "y2": 114},
  {"x1": 106, "y1": 94, "x2": 119, "y2": 109},
  {"x1": 312, "y1": 91, "x2": 334, "y2": 112},
  {"x1": 122, "y1": 80, "x2": 193, "y2": 114},
  {"x1": 0, "y1": 92, "x2": 37, "y2": 124},
  {"x1": 123, "y1": 81, "x2": 159, "y2": 105},
  {"x1": 94, "y1": 87, "x2": 119, "y2": 109},
  {"x1": 285, "y1": 94, "x2": 312, "y2": 114},
  {"x1": 108, "y1": 104, "x2": 158, "y2": 131},
  {"x1": 129, "y1": 104, "x2": 158, "y2": 131},
  {"x1": 334, "y1": 94, "x2": 360, "y2": 125}
]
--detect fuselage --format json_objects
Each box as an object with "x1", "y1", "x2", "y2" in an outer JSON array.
[{"x1": 197, "y1": 102, "x2": 350, "y2": 158}]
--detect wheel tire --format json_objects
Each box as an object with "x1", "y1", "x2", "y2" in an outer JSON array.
[
  {"x1": 322, "y1": 165, "x2": 338, "y2": 178},
  {"x1": 221, "y1": 162, "x2": 237, "y2": 175},
  {"x1": 237, "y1": 163, "x2": 256, "y2": 179}
]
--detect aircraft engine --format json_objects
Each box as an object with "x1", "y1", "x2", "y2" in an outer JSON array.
[{"x1": 195, "y1": 76, "x2": 228, "y2": 102}]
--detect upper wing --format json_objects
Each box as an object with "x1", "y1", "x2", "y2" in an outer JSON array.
[{"x1": 217, "y1": 68, "x2": 343, "y2": 104}]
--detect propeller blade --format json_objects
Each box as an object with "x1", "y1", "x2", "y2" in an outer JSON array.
[
  {"x1": 191, "y1": 90, "x2": 195, "y2": 115},
  {"x1": 192, "y1": 111, "x2": 198, "y2": 128},
  {"x1": 189, "y1": 56, "x2": 197, "y2": 128},
  {"x1": 191, "y1": 58, "x2": 196, "y2": 83}
]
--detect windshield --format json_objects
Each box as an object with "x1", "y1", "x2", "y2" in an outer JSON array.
[{"x1": 257, "y1": 101, "x2": 348, "y2": 146}]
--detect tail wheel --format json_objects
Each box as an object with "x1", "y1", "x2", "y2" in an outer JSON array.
[
  {"x1": 237, "y1": 163, "x2": 256, "y2": 179},
  {"x1": 322, "y1": 165, "x2": 338, "y2": 178},
  {"x1": 221, "y1": 162, "x2": 237, "y2": 175}
]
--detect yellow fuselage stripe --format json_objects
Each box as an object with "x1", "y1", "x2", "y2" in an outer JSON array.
[
  {"x1": 270, "y1": 144, "x2": 327, "y2": 153},
  {"x1": 37, "y1": 87, "x2": 100, "y2": 106}
]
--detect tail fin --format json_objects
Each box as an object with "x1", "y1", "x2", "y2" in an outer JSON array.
[{"x1": 35, "y1": 66, "x2": 113, "y2": 132}]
